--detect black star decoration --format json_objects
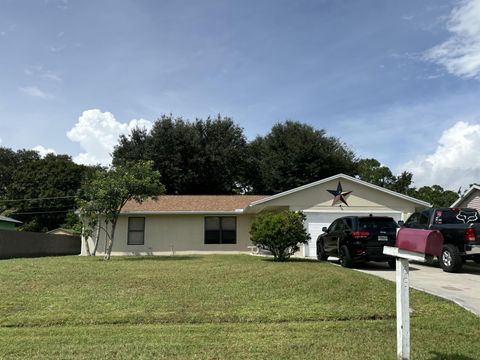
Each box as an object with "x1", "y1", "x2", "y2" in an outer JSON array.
[{"x1": 327, "y1": 181, "x2": 352, "y2": 206}]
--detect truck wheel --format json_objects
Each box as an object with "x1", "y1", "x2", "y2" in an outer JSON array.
[
  {"x1": 317, "y1": 241, "x2": 328, "y2": 261},
  {"x1": 439, "y1": 244, "x2": 463, "y2": 273},
  {"x1": 339, "y1": 245, "x2": 353, "y2": 268}
]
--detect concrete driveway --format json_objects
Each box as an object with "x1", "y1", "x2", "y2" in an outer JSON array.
[
  {"x1": 323, "y1": 257, "x2": 480, "y2": 316},
  {"x1": 351, "y1": 260, "x2": 480, "y2": 316}
]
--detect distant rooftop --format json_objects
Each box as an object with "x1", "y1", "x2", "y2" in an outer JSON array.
[{"x1": 0, "y1": 215, "x2": 22, "y2": 224}]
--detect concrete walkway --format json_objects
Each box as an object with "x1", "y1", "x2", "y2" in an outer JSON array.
[{"x1": 351, "y1": 260, "x2": 480, "y2": 316}]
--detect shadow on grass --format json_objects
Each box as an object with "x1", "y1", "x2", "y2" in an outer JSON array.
[
  {"x1": 258, "y1": 256, "x2": 320, "y2": 263},
  {"x1": 429, "y1": 352, "x2": 476, "y2": 360},
  {"x1": 118, "y1": 255, "x2": 203, "y2": 261}
]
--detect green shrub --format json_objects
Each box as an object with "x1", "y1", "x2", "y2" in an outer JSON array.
[{"x1": 250, "y1": 211, "x2": 310, "y2": 261}]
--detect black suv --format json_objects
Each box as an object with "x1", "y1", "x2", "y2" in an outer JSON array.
[{"x1": 316, "y1": 215, "x2": 398, "y2": 268}]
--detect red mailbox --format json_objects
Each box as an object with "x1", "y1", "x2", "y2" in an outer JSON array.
[{"x1": 395, "y1": 228, "x2": 444, "y2": 257}]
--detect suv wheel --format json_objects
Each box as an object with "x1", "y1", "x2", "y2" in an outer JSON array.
[
  {"x1": 317, "y1": 241, "x2": 328, "y2": 261},
  {"x1": 339, "y1": 245, "x2": 353, "y2": 268},
  {"x1": 425, "y1": 255, "x2": 435, "y2": 266},
  {"x1": 387, "y1": 259, "x2": 396, "y2": 269},
  {"x1": 439, "y1": 244, "x2": 463, "y2": 273}
]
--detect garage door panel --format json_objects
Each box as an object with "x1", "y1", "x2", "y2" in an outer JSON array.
[
  {"x1": 304, "y1": 212, "x2": 402, "y2": 258},
  {"x1": 307, "y1": 222, "x2": 330, "y2": 258}
]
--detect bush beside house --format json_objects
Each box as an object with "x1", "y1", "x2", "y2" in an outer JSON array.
[{"x1": 250, "y1": 211, "x2": 310, "y2": 261}]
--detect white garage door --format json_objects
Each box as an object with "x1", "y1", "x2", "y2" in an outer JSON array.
[{"x1": 304, "y1": 212, "x2": 402, "y2": 258}]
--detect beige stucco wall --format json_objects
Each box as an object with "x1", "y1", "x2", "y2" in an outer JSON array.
[
  {"x1": 86, "y1": 214, "x2": 256, "y2": 256},
  {"x1": 249, "y1": 177, "x2": 423, "y2": 220}
]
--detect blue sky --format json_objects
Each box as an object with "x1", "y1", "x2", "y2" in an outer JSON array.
[{"x1": 1, "y1": 0, "x2": 480, "y2": 190}]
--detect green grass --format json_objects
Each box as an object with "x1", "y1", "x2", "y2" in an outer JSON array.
[{"x1": 0, "y1": 255, "x2": 478, "y2": 359}]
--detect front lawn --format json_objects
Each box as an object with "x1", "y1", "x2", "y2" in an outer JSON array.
[{"x1": 0, "y1": 255, "x2": 478, "y2": 359}]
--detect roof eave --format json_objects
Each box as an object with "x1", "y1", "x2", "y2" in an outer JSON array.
[
  {"x1": 120, "y1": 210, "x2": 245, "y2": 215},
  {"x1": 248, "y1": 173, "x2": 431, "y2": 208},
  {"x1": 451, "y1": 185, "x2": 480, "y2": 207},
  {"x1": 0, "y1": 217, "x2": 22, "y2": 224}
]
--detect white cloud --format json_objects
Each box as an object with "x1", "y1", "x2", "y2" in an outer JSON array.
[
  {"x1": 19, "y1": 86, "x2": 53, "y2": 99},
  {"x1": 41, "y1": 72, "x2": 62, "y2": 82},
  {"x1": 67, "y1": 109, "x2": 153, "y2": 166},
  {"x1": 33, "y1": 145, "x2": 57, "y2": 157},
  {"x1": 24, "y1": 65, "x2": 42, "y2": 76},
  {"x1": 24, "y1": 65, "x2": 62, "y2": 82},
  {"x1": 402, "y1": 121, "x2": 480, "y2": 190},
  {"x1": 49, "y1": 45, "x2": 65, "y2": 53},
  {"x1": 45, "y1": 0, "x2": 69, "y2": 10},
  {"x1": 424, "y1": 0, "x2": 480, "y2": 79}
]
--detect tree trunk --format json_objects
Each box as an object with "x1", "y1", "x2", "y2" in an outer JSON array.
[
  {"x1": 103, "y1": 221, "x2": 110, "y2": 255},
  {"x1": 81, "y1": 223, "x2": 91, "y2": 256},
  {"x1": 91, "y1": 217, "x2": 101, "y2": 256},
  {"x1": 104, "y1": 219, "x2": 117, "y2": 260}
]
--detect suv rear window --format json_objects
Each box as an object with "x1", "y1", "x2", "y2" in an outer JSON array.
[
  {"x1": 433, "y1": 209, "x2": 480, "y2": 224},
  {"x1": 358, "y1": 217, "x2": 398, "y2": 231}
]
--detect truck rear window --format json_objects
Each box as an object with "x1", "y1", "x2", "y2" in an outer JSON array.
[
  {"x1": 358, "y1": 218, "x2": 398, "y2": 231},
  {"x1": 434, "y1": 209, "x2": 480, "y2": 224}
]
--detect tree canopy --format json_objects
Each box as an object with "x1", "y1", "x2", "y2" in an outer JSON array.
[
  {"x1": 355, "y1": 158, "x2": 414, "y2": 194},
  {"x1": 113, "y1": 115, "x2": 249, "y2": 194},
  {"x1": 1, "y1": 150, "x2": 90, "y2": 231},
  {"x1": 413, "y1": 185, "x2": 459, "y2": 208},
  {"x1": 355, "y1": 158, "x2": 459, "y2": 206},
  {"x1": 115, "y1": 117, "x2": 358, "y2": 195},
  {"x1": 249, "y1": 121, "x2": 357, "y2": 194}
]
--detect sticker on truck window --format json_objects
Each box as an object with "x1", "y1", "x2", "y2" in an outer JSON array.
[
  {"x1": 456, "y1": 210, "x2": 479, "y2": 224},
  {"x1": 435, "y1": 211, "x2": 443, "y2": 224}
]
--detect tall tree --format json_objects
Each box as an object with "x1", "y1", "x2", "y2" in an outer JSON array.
[
  {"x1": 113, "y1": 114, "x2": 249, "y2": 194},
  {"x1": 249, "y1": 121, "x2": 356, "y2": 194},
  {"x1": 113, "y1": 127, "x2": 150, "y2": 163},
  {"x1": 0, "y1": 148, "x2": 39, "y2": 199},
  {"x1": 78, "y1": 161, "x2": 164, "y2": 260},
  {"x1": 355, "y1": 158, "x2": 395, "y2": 187},
  {"x1": 413, "y1": 185, "x2": 459, "y2": 208},
  {"x1": 192, "y1": 117, "x2": 248, "y2": 194},
  {"x1": 355, "y1": 158, "x2": 415, "y2": 195},
  {"x1": 2, "y1": 153, "x2": 88, "y2": 231},
  {"x1": 388, "y1": 171, "x2": 415, "y2": 195}
]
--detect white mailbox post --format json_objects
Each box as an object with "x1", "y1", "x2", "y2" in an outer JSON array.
[{"x1": 383, "y1": 246, "x2": 426, "y2": 360}]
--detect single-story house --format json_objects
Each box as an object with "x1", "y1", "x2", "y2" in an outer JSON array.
[
  {"x1": 451, "y1": 185, "x2": 480, "y2": 211},
  {"x1": 0, "y1": 215, "x2": 22, "y2": 231},
  {"x1": 82, "y1": 173, "x2": 430, "y2": 258}
]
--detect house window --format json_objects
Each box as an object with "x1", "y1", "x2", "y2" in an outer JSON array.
[
  {"x1": 204, "y1": 216, "x2": 236, "y2": 244},
  {"x1": 128, "y1": 217, "x2": 145, "y2": 245}
]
